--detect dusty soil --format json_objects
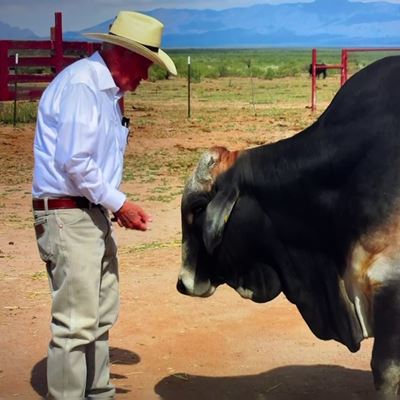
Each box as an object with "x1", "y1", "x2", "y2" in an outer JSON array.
[{"x1": 0, "y1": 77, "x2": 377, "y2": 399}]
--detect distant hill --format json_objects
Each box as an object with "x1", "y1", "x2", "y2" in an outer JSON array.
[
  {"x1": 2, "y1": 0, "x2": 400, "y2": 46},
  {"x1": 0, "y1": 21, "x2": 38, "y2": 39}
]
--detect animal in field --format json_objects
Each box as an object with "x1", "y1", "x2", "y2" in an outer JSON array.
[
  {"x1": 309, "y1": 63, "x2": 327, "y2": 79},
  {"x1": 178, "y1": 56, "x2": 400, "y2": 398}
]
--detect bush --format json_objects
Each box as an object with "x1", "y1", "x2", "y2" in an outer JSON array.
[
  {"x1": 149, "y1": 65, "x2": 170, "y2": 81},
  {"x1": 217, "y1": 64, "x2": 229, "y2": 77}
]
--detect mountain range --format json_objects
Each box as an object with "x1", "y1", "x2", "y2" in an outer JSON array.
[
  {"x1": 0, "y1": 20, "x2": 38, "y2": 40},
  {"x1": 2, "y1": 0, "x2": 400, "y2": 47}
]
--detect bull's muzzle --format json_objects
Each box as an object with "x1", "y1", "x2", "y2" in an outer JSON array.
[
  {"x1": 176, "y1": 273, "x2": 216, "y2": 298},
  {"x1": 176, "y1": 278, "x2": 189, "y2": 295}
]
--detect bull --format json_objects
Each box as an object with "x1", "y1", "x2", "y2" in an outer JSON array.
[
  {"x1": 309, "y1": 63, "x2": 327, "y2": 79},
  {"x1": 177, "y1": 56, "x2": 400, "y2": 398}
]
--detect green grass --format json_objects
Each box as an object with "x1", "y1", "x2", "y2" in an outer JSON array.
[
  {"x1": 123, "y1": 147, "x2": 203, "y2": 184},
  {"x1": 123, "y1": 239, "x2": 181, "y2": 253},
  {"x1": 31, "y1": 271, "x2": 47, "y2": 280},
  {"x1": 2, "y1": 48, "x2": 398, "y2": 125},
  {"x1": 0, "y1": 101, "x2": 38, "y2": 124},
  {"x1": 166, "y1": 48, "x2": 400, "y2": 81}
]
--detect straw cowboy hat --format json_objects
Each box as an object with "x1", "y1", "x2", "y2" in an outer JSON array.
[{"x1": 84, "y1": 11, "x2": 177, "y2": 76}]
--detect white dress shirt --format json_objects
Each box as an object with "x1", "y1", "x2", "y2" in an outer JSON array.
[{"x1": 32, "y1": 51, "x2": 128, "y2": 212}]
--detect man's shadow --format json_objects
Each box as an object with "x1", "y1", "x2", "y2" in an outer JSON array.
[
  {"x1": 155, "y1": 365, "x2": 376, "y2": 400},
  {"x1": 30, "y1": 347, "x2": 140, "y2": 397}
]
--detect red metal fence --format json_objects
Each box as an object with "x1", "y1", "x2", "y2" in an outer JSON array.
[
  {"x1": 311, "y1": 47, "x2": 400, "y2": 111},
  {"x1": 0, "y1": 12, "x2": 100, "y2": 101}
]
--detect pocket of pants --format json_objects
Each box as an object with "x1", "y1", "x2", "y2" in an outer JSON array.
[
  {"x1": 33, "y1": 214, "x2": 53, "y2": 262},
  {"x1": 54, "y1": 208, "x2": 87, "y2": 227}
]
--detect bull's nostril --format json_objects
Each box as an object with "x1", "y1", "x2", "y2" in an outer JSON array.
[{"x1": 176, "y1": 279, "x2": 188, "y2": 294}]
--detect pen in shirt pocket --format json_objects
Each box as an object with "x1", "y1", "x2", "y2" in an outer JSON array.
[{"x1": 121, "y1": 116, "x2": 130, "y2": 128}]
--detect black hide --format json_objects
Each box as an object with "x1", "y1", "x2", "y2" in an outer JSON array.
[{"x1": 181, "y1": 56, "x2": 400, "y2": 353}]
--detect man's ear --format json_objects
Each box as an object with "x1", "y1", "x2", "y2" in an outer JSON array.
[{"x1": 202, "y1": 185, "x2": 239, "y2": 254}]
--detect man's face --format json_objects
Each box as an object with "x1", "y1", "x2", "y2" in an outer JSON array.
[{"x1": 112, "y1": 47, "x2": 153, "y2": 92}]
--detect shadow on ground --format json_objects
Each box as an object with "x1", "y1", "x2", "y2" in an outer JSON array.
[
  {"x1": 155, "y1": 365, "x2": 376, "y2": 400},
  {"x1": 30, "y1": 347, "x2": 140, "y2": 397}
]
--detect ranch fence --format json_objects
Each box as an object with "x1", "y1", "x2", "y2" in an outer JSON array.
[
  {"x1": 311, "y1": 47, "x2": 400, "y2": 111},
  {"x1": 0, "y1": 12, "x2": 100, "y2": 102}
]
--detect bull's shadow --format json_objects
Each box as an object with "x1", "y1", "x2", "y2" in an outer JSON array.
[
  {"x1": 30, "y1": 347, "x2": 140, "y2": 397},
  {"x1": 155, "y1": 365, "x2": 375, "y2": 400}
]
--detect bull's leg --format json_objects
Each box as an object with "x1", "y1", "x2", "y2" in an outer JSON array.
[{"x1": 371, "y1": 284, "x2": 400, "y2": 398}]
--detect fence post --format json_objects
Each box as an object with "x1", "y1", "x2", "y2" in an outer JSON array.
[
  {"x1": 13, "y1": 53, "x2": 18, "y2": 126},
  {"x1": 340, "y1": 49, "x2": 348, "y2": 86},
  {"x1": 311, "y1": 48, "x2": 317, "y2": 112},
  {"x1": 53, "y1": 12, "x2": 63, "y2": 74},
  {"x1": 187, "y1": 56, "x2": 191, "y2": 118},
  {"x1": 0, "y1": 41, "x2": 10, "y2": 101}
]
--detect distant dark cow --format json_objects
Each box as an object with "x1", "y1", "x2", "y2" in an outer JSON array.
[
  {"x1": 309, "y1": 63, "x2": 327, "y2": 78},
  {"x1": 177, "y1": 56, "x2": 400, "y2": 397}
]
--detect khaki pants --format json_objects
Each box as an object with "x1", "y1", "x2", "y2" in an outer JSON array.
[{"x1": 33, "y1": 206, "x2": 119, "y2": 400}]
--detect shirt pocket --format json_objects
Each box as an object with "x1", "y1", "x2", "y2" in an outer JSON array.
[{"x1": 116, "y1": 125, "x2": 129, "y2": 153}]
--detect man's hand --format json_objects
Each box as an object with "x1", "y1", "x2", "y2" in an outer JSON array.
[{"x1": 113, "y1": 200, "x2": 152, "y2": 231}]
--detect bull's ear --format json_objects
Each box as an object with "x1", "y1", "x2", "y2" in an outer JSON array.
[{"x1": 203, "y1": 185, "x2": 239, "y2": 254}]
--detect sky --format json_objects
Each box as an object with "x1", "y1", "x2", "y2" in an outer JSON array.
[{"x1": 2, "y1": 0, "x2": 400, "y2": 36}]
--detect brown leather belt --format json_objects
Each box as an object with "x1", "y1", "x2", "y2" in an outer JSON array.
[{"x1": 32, "y1": 197, "x2": 97, "y2": 211}]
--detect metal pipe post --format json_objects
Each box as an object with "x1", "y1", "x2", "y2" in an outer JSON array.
[{"x1": 187, "y1": 56, "x2": 191, "y2": 118}]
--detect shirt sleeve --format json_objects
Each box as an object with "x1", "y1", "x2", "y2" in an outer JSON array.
[{"x1": 54, "y1": 82, "x2": 126, "y2": 212}]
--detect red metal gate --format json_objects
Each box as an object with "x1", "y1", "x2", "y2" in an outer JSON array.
[
  {"x1": 311, "y1": 47, "x2": 400, "y2": 111},
  {"x1": 0, "y1": 12, "x2": 101, "y2": 101}
]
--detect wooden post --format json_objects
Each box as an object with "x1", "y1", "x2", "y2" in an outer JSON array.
[
  {"x1": 340, "y1": 49, "x2": 348, "y2": 86},
  {"x1": 311, "y1": 48, "x2": 317, "y2": 112},
  {"x1": 53, "y1": 12, "x2": 63, "y2": 74},
  {"x1": 0, "y1": 41, "x2": 10, "y2": 101}
]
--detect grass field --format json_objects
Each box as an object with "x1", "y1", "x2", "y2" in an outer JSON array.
[
  {"x1": 2, "y1": 47, "x2": 399, "y2": 125},
  {"x1": 162, "y1": 47, "x2": 400, "y2": 80}
]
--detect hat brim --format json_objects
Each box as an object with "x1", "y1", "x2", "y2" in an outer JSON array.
[{"x1": 83, "y1": 32, "x2": 177, "y2": 76}]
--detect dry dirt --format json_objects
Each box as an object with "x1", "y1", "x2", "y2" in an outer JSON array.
[{"x1": 0, "y1": 77, "x2": 378, "y2": 399}]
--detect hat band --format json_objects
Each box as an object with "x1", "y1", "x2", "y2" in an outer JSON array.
[{"x1": 109, "y1": 32, "x2": 159, "y2": 53}]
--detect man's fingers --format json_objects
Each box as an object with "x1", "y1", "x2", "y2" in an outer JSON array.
[
  {"x1": 113, "y1": 201, "x2": 152, "y2": 230},
  {"x1": 116, "y1": 215, "x2": 150, "y2": 230}
]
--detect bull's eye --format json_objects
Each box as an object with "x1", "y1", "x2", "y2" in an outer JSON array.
[
  {"x1": 192, "y1": 206, "x2": 204, "y2": 216},
  {"x1": 187, "y1": 206, "x2": 205, "y2": 225}
]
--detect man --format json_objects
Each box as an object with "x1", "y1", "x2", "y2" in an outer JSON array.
[{"x1": 32, "y1": 11, "x2": 177, "y2": 399}]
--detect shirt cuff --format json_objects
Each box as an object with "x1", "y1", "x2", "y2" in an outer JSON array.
[{"x1": 100, "y1": 188, "x2": 126, "y2": 212}]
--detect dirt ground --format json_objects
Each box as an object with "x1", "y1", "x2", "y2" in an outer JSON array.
[{"x1": 0, "y1": 77, "x2": 378, "y2": 399}]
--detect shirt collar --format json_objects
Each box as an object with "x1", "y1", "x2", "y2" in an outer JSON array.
[{"x1": 89, "y1": 51, "x2": 121, "y2": 97}]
